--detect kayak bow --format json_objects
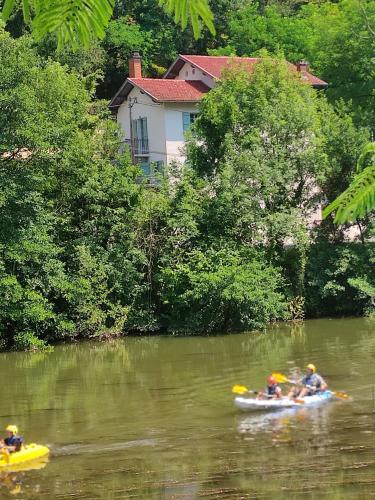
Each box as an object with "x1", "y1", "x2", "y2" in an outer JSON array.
[{"x1": 0, "y1": 443, "x2": 49, "y2": 468}]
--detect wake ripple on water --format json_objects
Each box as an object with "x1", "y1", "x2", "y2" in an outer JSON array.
[{"x1": 51, "y1": 438, "x2": 159, "y2": 456}]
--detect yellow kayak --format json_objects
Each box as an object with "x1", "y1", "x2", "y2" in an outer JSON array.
[{"x1": 0, "y1": 444, "x2": 49, "y2": 469}]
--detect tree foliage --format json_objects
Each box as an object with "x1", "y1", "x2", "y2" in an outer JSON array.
[
  {"x1": 0, "y1": 2, "x2": 374, "y2": 350},
  {"x1": 305, "y1": 242, "x2": 375, "y2": 317},
  {"x1": 225, "y1": 0, "x2": 375, "y2": 128},
  {"x1": 0, "y1": 29, "x2": 147, "y2": 349},
  {"x1": 159, "y1": 247, "x2": 289, "y2": 332}
]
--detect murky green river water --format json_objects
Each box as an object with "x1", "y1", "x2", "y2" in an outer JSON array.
[{"x1": 1, "y1": 317, "x2": 375, "y2": 498}]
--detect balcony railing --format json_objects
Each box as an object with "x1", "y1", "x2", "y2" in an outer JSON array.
[
  {"x1": 122, "y1": 138, "x2": 149, "y2": 155},
  {"x1": 134, "y1": 138, "x2": 149, "y2": 155}
]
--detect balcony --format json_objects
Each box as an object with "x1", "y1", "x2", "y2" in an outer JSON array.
[
  {"x1": 133, "y1": 138, "x2": 149, "y2": 155},
  {"x1": 122, "y1": 138, "x2": 149, "y2": 155}
]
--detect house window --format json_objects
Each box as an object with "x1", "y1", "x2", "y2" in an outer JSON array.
[
  {"x1": 136, "y1": 159, "x2": 164, "y2": 186},
  {"x1": 155, "y1": 160, "x2": 164, "y2": 173},
  {"x1": 137, "y1": 159, "x2": 164, "y2": 177},
  {"x1": 138, "y1": 158, "x2": 151, "y2": 176},
  {"x1": 131, "y1": 117, "x2": 149, "y2": 154},
  {"x1": 182, "y1": 112, "x2": 197, "y2": 132}
]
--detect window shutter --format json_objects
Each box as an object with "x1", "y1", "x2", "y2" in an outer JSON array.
[
  {"x1": 141, "y1": 118, "x2": 148, "y2": 141},
  {"x1": 136, "y1": 119, "x2": 142, "y2": 142},
  {"x1": 182, "y1": 112, "x2": 191, "y2": 132}
]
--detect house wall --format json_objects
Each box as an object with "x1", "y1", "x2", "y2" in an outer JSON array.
[
  {"x1": 117, "y1": 87, "x2": 200, "y2": 165},
  {"x1": 164, "y1": 103, "x2": 199, "y2": 164},
  {"x1": 117, "y1": 87, "x2": 167, "y2": 164},
  {"x1": 175, "y1": 63, "x2": 214, "y2": 88}
]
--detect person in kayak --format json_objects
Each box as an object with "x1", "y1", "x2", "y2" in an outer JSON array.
[
  {"x1": 0, "y1": 425, "x2": 23, "y2": 458},
  {"x1": 288, "y1": 364, "x2": 328, "y2": 398},
  {"x1": 257, "y1": 375, "x2": 283, "y2": 400}
]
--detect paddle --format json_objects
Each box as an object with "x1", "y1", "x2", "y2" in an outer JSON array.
[
  {"x1": 232, "y1": 384, "x2": 260, "y2": 395},
  {"x1": 272, "y1": 372, "x2": 351, "y2": 400},
  {"x1": 231, "y1": 384, "x2": 305, "y2": 403},
  {"x1": 272, "y1": 373, "x2": 297, "y2": 384}
]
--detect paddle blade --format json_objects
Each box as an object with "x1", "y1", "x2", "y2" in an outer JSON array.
[
  {"x1": 272, "y1": 373, "x2": 289, "y2": 384},
  {"x1": 294, "y1": 398, "x2": 305, "y2": 404},
  {"x1": 232, "y1": 384, "x2": 248, "y2": 395},
  {"x1": 333, "y1": 391, "x2": 350, "y2": 400}
]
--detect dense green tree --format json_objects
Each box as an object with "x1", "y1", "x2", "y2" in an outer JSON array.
[
  {"x1": 226, "y1": 0, "x2": 375, "y2": 128},
  {"x1": 35, "y1": 35, "x2": 106, "y2": 92},
  {"x1": 181, "y1": 57, "x2": 370, "y2": 311},
  {"x1": 302, "y1": 0, "x2": 375, "y2": 127},
  {"x1": 188, "y1": 57, "x2": 328, "y2": 210},
  {"x1": 0, "y1": 29, "x2": 147, "y2": 349},
  {"x1": 228, "y1": 4, "x2": 310, "y2": 61},
  {"x1": 98, "y1": 17, "x2": 155, "y2": 97}
]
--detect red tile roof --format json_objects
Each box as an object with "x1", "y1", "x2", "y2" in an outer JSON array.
[
  {"x1": 128, "y1": 78, "x2": 210, "y2": 102},
  {"x1": 170, "y1": 55, "x2": 327, "y2": 87},
  {"x1": 109, "y1": 55, "x2": 327, "y2": 108},
  {"x1": 179, "y1": 55, "x2": 259, "y2": 79}
]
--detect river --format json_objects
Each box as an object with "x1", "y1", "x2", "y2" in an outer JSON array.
[{"x1": 0, "y1": 317, "x2": 374, "y2": 498}]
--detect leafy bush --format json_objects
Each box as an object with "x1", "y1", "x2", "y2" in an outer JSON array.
[
  {"x1": 13, "y1": 332, "x2": 51, "y2": 352},
  {"x1": 305, "y1": 242, "x2": 375, "y2": 317},
  {"x1": 158, "y1": 248, "x2": 289, "y2": 333}
]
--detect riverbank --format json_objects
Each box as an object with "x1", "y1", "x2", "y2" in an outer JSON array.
[{"x1": 7, "y1": 311, "x2": 374, "y2": 354}]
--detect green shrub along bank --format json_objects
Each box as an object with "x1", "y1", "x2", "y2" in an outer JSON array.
[
  {"x1": 0, "y1": 30, "x2": 373, "y2": 350},
  {"x1": 305, "y1": 242, "x2": 375, "y2": 318},
  {"x1": 158, "y1": 247, "x2": 289, "y2": 333}
]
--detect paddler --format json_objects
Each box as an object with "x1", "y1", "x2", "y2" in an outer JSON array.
[
  {"x1": 257, "y1": 375, "x2": 283, "y2": 400},
  {"x1": 0, "y1": 425, "x2": 23, "y2": 459},
  {"x1": 288, "y1": 364, "x2": 328, "y2": 399}
]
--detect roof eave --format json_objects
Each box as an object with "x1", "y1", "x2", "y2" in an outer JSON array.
[
  {"x1": 178, "y1": 55, "x2": 217, "y2": 78},
  {"x1": 108, "y1": 80, "x2": 134, "y2": 109},
  {"x1": 158, "y1": 99, "x2": 201, "y2": 103},
  {"x1": 164, "y1": 54, "x2": 218, "y2": 80},
  {"x1": 313, "y1": 83, "x2": 329, "y2": 89},
  {"x1": 164, "y1": 55, "x2": 185, "y2": 79},
  {"x1": 113, "y1": 78, "x2": 164, "y2": 104}
]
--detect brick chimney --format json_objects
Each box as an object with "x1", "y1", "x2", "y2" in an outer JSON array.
[
  {"x1": 129, "y1": 51, "x2": 142, "y2": 79},
  {"x1": 296, "y1": 60, "x2": 310, "y2": 73}
]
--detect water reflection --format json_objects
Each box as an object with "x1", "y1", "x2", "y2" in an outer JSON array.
[
  {"x1": 0, "y1": 458, "x2": 47, "y2": 496},
  {"x1": 237, "y1": 403, "x2": 337, "y2": 447}
]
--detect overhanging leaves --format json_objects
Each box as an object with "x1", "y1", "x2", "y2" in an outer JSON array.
[
  {"x1": 322, "y1": 164, "x2": 375, "y2": 223},
  {"x1": 1, "y1": 0, "x2": 17, "y2": 21},
  {"x1": 357, "y1": 142, "x2": 375, "y2": 172},
  {"x1": 158, "y1": 0, "x2": 215, "y2": 37},
  {"x1": 323, "y1": 142, "x2": 375, "y2": 223},
  {"x1": 32, "y1": 0, "x2": 115, "y2": 50},
  {"x1": 1, "y1": 0, "x2": 215, "y2": 49}
]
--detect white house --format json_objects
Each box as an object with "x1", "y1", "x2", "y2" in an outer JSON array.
[{"x1": 109, "y1": 53, "x2": 327, "y2": 173}]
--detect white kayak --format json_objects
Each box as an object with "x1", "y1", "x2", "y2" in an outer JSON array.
[{"x1": 234, "y1": 390, "x2": 334, "y2": 411}]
